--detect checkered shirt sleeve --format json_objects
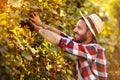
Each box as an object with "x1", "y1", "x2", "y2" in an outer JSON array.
[{"x1": 57, "y1": 32, "x2": 108, "y2": 80}]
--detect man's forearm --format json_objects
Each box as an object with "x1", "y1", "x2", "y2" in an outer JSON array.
[
  {"x1": 42, "y1": 23, "x2": 61, "y2": 35},
  {"x1": 37, "y1": 28, "x2": 62, "y2": 45}
]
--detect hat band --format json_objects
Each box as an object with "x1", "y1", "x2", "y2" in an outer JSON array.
[{"x1": 86, "y1": 17, "x2": 98, "y2": 36}]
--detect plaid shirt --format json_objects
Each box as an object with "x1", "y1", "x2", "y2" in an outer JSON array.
[{"x1": 57, "y1": 33, "x2": 108, "y2": 80}]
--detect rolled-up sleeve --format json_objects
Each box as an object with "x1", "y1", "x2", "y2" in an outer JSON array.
[{"x1": 57, "y1": 37, "x2": 97, "y2": 62}]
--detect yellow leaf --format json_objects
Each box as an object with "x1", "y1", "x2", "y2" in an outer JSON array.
[
  {"x1": 46, "y1": 64, "x2": 52, "y2": 71},
  {"x1": 67, "y1": 75, "x2": 71, "y2": 80},
  {"x1": 62, "y1": 70, "x2": 66, "y2": 74},
  {"x1": 0, "y1": 20, "x2": 7, "y2": 26},
  {"x1": 20, "y1": 74, "x2": 24, "y2": 80},
  {"x1": 60, "y1": 10, "x2": 65, "y2": 17},
  {"x1": 11, "y1": 2, "x2": 22, "y2": 8},
  {"x1": 0, "y1": 13, "x2": 7, "y2": 20},
  {"x1": 38, "y1": 0, "x2": 42, "y2": 2}
]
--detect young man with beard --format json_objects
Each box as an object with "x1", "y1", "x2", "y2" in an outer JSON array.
[{"x1": 29, "y1": 12, "x2": 108, "y2": 80}]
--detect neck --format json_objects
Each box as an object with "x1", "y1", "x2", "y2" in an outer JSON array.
[{"x1": 82, "y1": 37, "x2": 97, "y2": 44}]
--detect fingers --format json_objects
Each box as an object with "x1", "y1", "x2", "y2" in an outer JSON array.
[
  {"x1": 29, "y1": 12, "x2": 37, "y2": 22},
  {"x1": 30, "y1": 12, "x2": 35, "y2": 18},
  {"x1": 29, "y1": 12, "x2": 41, "y2": 25},
  {"x1": 30, "y1": 12, "x2": 38, "y2": 18},
  {"x1": 30, "y1": 12, "x2": 39, "y2": 20},
  {"x1": 29, "y1": 17, "x2": 34, "y2": 22}
]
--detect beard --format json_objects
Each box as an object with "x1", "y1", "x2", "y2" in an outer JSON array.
[{"x1": 73, "y1": 32, "x2": 87, "y2": 43}]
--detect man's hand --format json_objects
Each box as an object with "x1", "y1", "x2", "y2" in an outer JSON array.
[
  {"x1": 29, "y1": 12, "x2": 61, "y2": 35},
  {"x1": 30, "y1": 12, "x2": 41, "y2": 25}
]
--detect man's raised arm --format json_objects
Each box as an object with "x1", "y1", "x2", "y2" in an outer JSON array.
[
  {"x1": 33, "y1": 24, "x2": 62, "y2": 45},
  {"x1": 30, "y1": 12, "x2": 61, "y2": 35}
]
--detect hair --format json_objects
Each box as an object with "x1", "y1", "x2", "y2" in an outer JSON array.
[{"x1": 91, "y1": 35, "x2": 97, "y2": 43}]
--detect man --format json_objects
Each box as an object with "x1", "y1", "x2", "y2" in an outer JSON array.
[{"x1": 29, "y1": 12, "x2": 108, "y2": 80}]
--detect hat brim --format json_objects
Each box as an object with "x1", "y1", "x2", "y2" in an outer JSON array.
[{"x1": 79, "y1": 11, "x2": 96, "y2": 37}]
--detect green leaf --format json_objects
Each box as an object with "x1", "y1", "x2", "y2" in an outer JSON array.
[
  {"x1": 26, "y1": 44, "x2": 38, "y2": 54},
  {"x1": 22, "y1": 50, "x2": 33, "y2": 61}
]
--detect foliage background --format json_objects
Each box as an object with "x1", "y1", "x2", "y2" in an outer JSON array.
[{"x1": 0, "y1": 0, "x2": 120, "y2": 80}]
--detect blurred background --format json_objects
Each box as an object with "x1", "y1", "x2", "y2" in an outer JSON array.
[{"x1": 0, "y1": 0, "x2": 120, "y2": 80}]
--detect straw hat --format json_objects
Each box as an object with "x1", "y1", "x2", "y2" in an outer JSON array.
[{"x1": 80, "y1": 11, "x2": 104, "y2": 37}]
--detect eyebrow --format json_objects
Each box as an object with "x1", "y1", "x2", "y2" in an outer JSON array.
[{"x1": 76, "y1": 25, "x2": 82, "y2": 29}]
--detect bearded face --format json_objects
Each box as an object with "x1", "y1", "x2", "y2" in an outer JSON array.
[{"x1": 73, "y1": 19, "x2": 88, "y2": 43}]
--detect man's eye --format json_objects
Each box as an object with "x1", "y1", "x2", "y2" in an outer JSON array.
[{"x1": 77, "y1": 26, "x2": 81, "y2": 29}]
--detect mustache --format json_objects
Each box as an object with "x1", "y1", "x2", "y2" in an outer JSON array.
[
  {"x1": 74, "y1": 32, "x2": 79, "y2": 35},
  {"x1": 74, "y1": 32, "x2": 80, "y2": 36}
]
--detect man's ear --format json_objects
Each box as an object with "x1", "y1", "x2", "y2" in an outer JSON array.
[{"x1": 86, "y1": 30, "x2": 93, "y2": 39}]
